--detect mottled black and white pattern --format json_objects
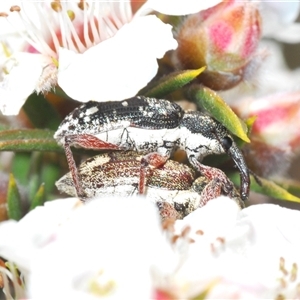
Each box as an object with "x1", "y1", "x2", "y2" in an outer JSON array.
[
  {"x1": 56, "y1": 152, "x2": 244, "y2": 220},
  {"x1": 54, "y1": 96, "x2": 250, "y2": 201},
  {"x1": 54, "y1": 96, "x2": 184, "y2": 144}
]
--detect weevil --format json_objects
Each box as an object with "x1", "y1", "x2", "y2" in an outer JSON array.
[
  {"x1": 54, "y1": 96, "x2": 250, "y2": 201},
  {"x1": 56, "y1": 151, "x2": 244, "y2": 220}
]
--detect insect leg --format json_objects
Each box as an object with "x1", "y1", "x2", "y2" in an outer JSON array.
[
  {"x1": 139, "y1": 152, "x2": 169, "y2": 194},
  {"x1": 198, "y1": 178, "x2": 223, "y2": 207},
  {"x1": 63, "y1": 134, "x2": 121, "y2": 200},
  {"x1": 189, "y1": 156, "x2": 235, "y2": 196}
]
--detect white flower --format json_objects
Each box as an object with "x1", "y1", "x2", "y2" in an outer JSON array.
[
  {"x1": 137, "y1": 0, "x2": 222, "y2": 16},
  {"x1": 260, "y1": 1, "x2": 300, "y2": 43},
  {"x1": 0, "y1": 52, "x2": 53, "y2": 115},
  {"x1": 2, "y1": 193, "x2": 300, "y2": 299},
  {"x1": 0, "y1": 0, "x2": 222, "y2": 115},
  {"x1": 0, "y1": 197, "x2": 80, "y2": 298},
  {"x1": 0, "y1": 198, "x2": 79, "y2": 272},
  {"x1": 28, "y1": 196, "x2": 170, "y2": 300},
  {"x1": 57, "y1": 15, "x2": 177, "y2": 102},
  {"x1": 157, "y1": 198, "x2": 300, "y2": 299}
]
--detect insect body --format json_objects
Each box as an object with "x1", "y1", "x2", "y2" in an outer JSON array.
[
  {"x1": 56, "y1": 152, "x2": 244, "y2": 220},
  {"x1": 54, "y1": 96, "x2": 250, "y2": 201}
]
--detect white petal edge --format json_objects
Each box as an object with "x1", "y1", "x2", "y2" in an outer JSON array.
[
  {"x1": 269, "y1": 23, "x2": 300, "y2": 44},
  {"x1": 0, "y1": 198, "x2": 79, "y2": 271},
  {"x1": 139, "y1": 0, "x2": 222, "y2": 16},
  {"x1": 174, "y1": 196, "x2": 241, "y2": 241},
  {"x1": 262, "y1": 2, "x2": 300, "y2": 24},
  {"x1": 57, "y1": 15, "x2": 177, "y2": 102},
  {"x1": 28, "y1": 197, "x2": 166, "y2": 299},
  {"x1": 0, "y1": 53, "x2": 48, "y2": 115}
]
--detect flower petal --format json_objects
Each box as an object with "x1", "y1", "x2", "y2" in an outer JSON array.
[
  {"x1": 0, "y1": 53, "x2": 49, "y2": 115},
  {"x1": 57, "y1": 15, "x2": 177, "y2": 102},
  {"x1": 175, "y1": 196, "x2": 241, "y2": 241},
  {"x1": 262, "y1": 2, "x2": 300, "y2": 24},
  {"x1": 261, "y1": 1, "x2": 300, "y2": 43},
  {"x1": 143, "y1": 0, "x2": 223, "y2": 16},
  {"x1": 28, "y1": 197, "x2": 167, "y2": 299},
  {"x1": 0, "y1": 198, "x2": 79, "y2": 272},
  {"x1": 269, "y1": 23, "x2": 300, "y2": 44}
]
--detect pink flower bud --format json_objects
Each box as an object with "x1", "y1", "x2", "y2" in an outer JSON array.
[
  {"x1": 174, "y1": 0, "x2": 262, "y2": 90},
  {"x1": 241, "y1": 92, "x2": 300, "y2": 150},
  {"x1": 235, "y1": 92, "x2": 300, "y2": 177}
]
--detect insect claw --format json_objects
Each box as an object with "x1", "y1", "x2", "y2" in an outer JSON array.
[{"x1": 227, "y1": 144, "x2": 250, "y2": 201}]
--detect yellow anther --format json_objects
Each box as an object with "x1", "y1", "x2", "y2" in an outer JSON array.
[
  {"x1": 52, "y1": 57, "x2": 59, "y2": 68},
  {"x1": 290, "y1": 263, "x2": 298, "y2": 282},
  {"x1": 275, "y1": 294, "x2": 285, "y2": 300},
  {"x1": 67, "y1": 10, "x2": 75, "y2": 21},
  {"x1": 0, "y1": 12, "x2": 8, "y2": 17},
  {"x1": 51, "y1": 1, "x2": 62, "y2": 12},
  {"x1": 89, "y1": 270, "x2": 116, "y2": 296},
  {"x1": 1, "y1": 42, "x2": 11, "y2": 58},
  {"x1": 78, "y1": 0, "x2": 89, "y2": 10},
  {"x1": 280, "y1": 257, "x2": 288, "y2": 276}
]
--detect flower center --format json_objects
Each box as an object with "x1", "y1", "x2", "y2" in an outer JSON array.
[
  {"x1": 277, "y1": 257, "x2": 300, "y2": 299},
  {"x1": 0, "y1": 1, "x2": 133, "y2": 57}
]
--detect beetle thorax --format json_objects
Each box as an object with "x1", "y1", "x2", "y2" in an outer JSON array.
[
  {"x1": 178, "y1": 112, "x2": 228, "y2": 160},
  {"x1": 178, "y1": 126, "x2": 225, "y2": 160}
]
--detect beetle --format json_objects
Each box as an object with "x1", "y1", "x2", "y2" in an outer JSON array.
[
  {"x1": 56, "y1": 151, "x2": 244, "y2": 220},
  {"x1": 54, "y1": 96, "x2": 250, "y2": 201}
]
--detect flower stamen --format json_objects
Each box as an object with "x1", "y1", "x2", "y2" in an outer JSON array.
[
  {"x1": 290, "y1": 263, "x2": 298, "y2": 282},
  {"x1": 50, "y1": 1, "x2": 62, "y2": 13},
  {"x1": 280, "y1": 257, "x2": 288, "y2": 276},
  {"x1": 34, "y1": 4, "x2": 61, "y2": 55},
  {"x1": 78, "y1": 0, "x2": 89, "y2": 11},
  {"x1": 78, "y1": 2, "x2": 97, "y2": 48},
  {"x1": 86, "y1": 2, "x2": 101, "y2": 45},
  {"x1": 88, "y1": 269, "x2": 116, "y2": 296},
  {"x1": 7, "y1": 5, "x2": 57, "y2": 57},
  {"x1": 9, "y1": 5, "x2": 21, "y2": 13}
]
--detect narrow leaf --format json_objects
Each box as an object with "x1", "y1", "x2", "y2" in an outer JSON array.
[
  {"x1": 274, "y1": 178, "x2": 300, "y2": 196},
  {"x1": 230, "y1": 173, "x2": 300, "y2": 203},
  {"x1": 11, "y1": 153, "x2": 31, "y2": 185},
  {"x1": 0, "y1": 129, "x2": 62, "y2": 152},
  {"x1": 30, "y1": 183, "x2": 45, "y2": 210},
  {"x1": 28, "y1": 174, "x2": 40, "y2": 204},
  {"x1": 189, "y1": 85, "x2": 250, "y2": 143},
  {"x1": 141, "y1": 67, "x2": 206, "y2": 98},
  {"x1": 7, "y1": 174, "x2": 22, "y2": 220},
  {"x1": 235, "y1": 116, "x2": 257, "y2": 148},
  {"x1": 41, "y1": 162, "x2": 61, "y2": 196},
  {"x1": 251, "y1": 175, "x2": 300, "y2": 203},
  {"x1": 22, "y1": 93, "x2": 61, "y2": 130}
]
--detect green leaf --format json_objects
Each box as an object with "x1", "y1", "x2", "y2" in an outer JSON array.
[
  {"x1": 189, "y1": 85, "x2": 250, "y2": 143},
  {"x1": 28, "y1": 173, "x2": 40, "y2": 204},
  {"x1": 274, "y1": 178, "x2": 300, "y2": 196},
  {"x1": 140, "y1": 67, "x2": 206, "y2": 98},
  {"x1": 230, "y1": 173, "x2": 300, "y2": 203},
  {"x1": 11, "y1": 152, "x2": 31, "y2": 185},
  {"x1": 22, "y1": 93, "x2": 62, "y2": 130},
  {"x1": 0, "y1": 129, "x2": 62, "y2": 152},
  {"x1": 30, "y1": 183, "x2": 45, "y2": 210},
  {"x1": 41, "y1": 162, "x2": 61, "y2": 196},
  {"x1": 251, "y1": 175, "x2": 300, "y2": 203},
  {"x1": 7, "y1": 174, "x2": 22, "y2": 220}
]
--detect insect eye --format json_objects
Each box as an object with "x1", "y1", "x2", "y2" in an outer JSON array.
[{"x1": 221, "y1": 136, "x2": 233, "y2": 151}]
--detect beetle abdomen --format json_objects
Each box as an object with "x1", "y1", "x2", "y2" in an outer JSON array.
[{"x1": 54, "y1": 96, "x2": 184, "y2": 140}]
